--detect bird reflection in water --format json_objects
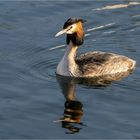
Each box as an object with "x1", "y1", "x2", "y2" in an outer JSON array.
[
  {"x1": 55, "y1": 71, "x2": 133, "y2": 134},
  {"x1": 56, "y1": 75, "x2": 84, "y2": 134}
]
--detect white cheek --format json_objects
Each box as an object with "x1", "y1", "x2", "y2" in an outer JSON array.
[
  {"x1": 66, "y1": 24, "x2": 77, "y2": 34},
  {"x1": 67, "y1": 30, "x2": 73, "y2": 34},
  {"x1": 71, "y1": 24, "x2": 76, "y2": 31}
]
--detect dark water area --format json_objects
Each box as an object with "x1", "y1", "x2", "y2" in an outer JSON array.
[{"x1": 0, "y1": 1, "x2": 140, "y2": 139}]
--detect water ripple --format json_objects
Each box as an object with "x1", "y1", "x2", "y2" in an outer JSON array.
[
  {"x1": 29, "y1": 57, "x2": 57, "y2": 84},
  {"x1": 49, "y1": 44, "x2": 66, "y2": 51},
  {"x1": 92, "y1": 2, "x2": 140, "y2": 11},
  {"x1": 87, "y1": 22, "x2": 115, "y2": 32}
]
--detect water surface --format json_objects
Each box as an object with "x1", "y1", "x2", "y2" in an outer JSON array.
[{"x1": 0, "y1": 1, "x2": 140, "y2": 139}]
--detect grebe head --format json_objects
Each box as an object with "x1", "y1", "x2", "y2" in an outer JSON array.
[{"x1": 55, "y1": 18, "x2": 86, "y2": 46}]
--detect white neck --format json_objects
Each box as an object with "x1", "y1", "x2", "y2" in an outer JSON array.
[{"x1": 56, "y1": 41, "x2": 79, "y2": 76}]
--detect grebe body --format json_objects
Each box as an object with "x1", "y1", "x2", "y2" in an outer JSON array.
[{"x1": 55, "y1": 18, "x2": 136, "y2": 78}]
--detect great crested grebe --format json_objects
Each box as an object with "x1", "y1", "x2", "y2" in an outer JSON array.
[{"x1": 55, "y1": 18, "x2": 136, "y2": 77}]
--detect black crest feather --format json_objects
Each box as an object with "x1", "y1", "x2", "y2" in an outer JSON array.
[{"x1": 63, "y1": 18, "x2": 85, "y2": 29}]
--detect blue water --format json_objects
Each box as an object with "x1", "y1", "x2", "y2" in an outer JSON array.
[{"x1": 0, "y1": 1, "x2": 140, "y2": 139}]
